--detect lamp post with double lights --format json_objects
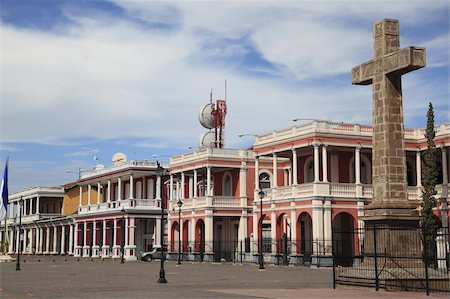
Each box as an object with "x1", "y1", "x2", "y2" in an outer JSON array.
[
  {"x1": 258, "y1": 190, "x2": 265, "y2": 270},
  {"x1": 16, "y1": 197, "x2": 23, "y2": 271},
  {"x1": 177, "y1": 200, "x2": 183, "y2": 265},
  {"x1": 121, "y1": 207, "x2": 125, "y2": 264},
  {"x1": 156, "y1": 162, "x2": 167, "y2": 283}
]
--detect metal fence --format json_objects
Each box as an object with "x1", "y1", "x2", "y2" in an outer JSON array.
[{"x1": 332, "y1": 225, "x2": 449, "y2": 295}]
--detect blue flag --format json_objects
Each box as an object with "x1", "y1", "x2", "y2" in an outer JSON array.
[{"x1": 0, "y1": 157, "x2": 8, "y2": 220}]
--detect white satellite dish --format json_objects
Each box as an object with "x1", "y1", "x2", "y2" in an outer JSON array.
[
  {"x1": 198, "y1": 132, "x2": 216, "y2": 150},
  {"x1": 198, "y1": 103, "x2": 215, "y2": 129},
  {"x1": 112, "y1": 152, "x2": 128, "y2": 165}
]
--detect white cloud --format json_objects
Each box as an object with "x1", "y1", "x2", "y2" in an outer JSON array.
[
  {"x1": 1, "y1": 0, "x2": 448, "y2": 152},
  {"x1": 63, "y1": 147, "x2": 99, "y2": 157}
]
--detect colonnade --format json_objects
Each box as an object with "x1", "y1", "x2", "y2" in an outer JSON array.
[{"x1": 3, "y1": 223, "x2": 74, "y2": 255}]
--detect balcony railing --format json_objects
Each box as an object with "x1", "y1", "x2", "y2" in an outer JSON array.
[{"x1": 78, "y1": 198, "x2": 159, "y2": 214}]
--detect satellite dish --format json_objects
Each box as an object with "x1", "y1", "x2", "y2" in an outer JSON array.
[
  {"x1": 112, "y1": 152, "x2": 128, "y2": 165},
  {"x1": 198, "y1": 132, "x2": 215, "y2": 150},
  {"x1": 198, "y1": 103, "x2": 215, "y2": 129}
]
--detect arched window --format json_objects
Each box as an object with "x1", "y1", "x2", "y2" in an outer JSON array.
[
  {"x1": 304, "y1": 157, "x2": 314, "y2": 183},
  {"x1": 259, "y1": 172, "x2": 271, "y2": 189},
  {"x1": 223, "y1": 173, "x2": 232, "y2": 196}
]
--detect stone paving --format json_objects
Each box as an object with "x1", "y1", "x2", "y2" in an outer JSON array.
[{"x1": 0, "y1": 255, "x2": 447, "y2": 298}]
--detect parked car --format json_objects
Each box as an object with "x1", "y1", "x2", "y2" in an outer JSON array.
[{"x1": 140, "y1": 246, "x2": 166, "y2": 261}]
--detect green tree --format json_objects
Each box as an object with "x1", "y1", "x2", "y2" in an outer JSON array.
[{"x1": 421, "y1": 102, "x2": 441, "y2": 266}]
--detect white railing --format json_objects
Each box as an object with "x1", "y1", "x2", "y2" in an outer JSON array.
[
  {"x1": 78, "y1": 198, "x2": 158, "y2": 214},
  {"x1": 294, "y1": 183, "x2": 314, "y2": 197},
  {"x1": 255, "y1": 120, "x2": 450, "y2": 147},
  {"x1": 276, "y1": 186, "x2": 292, "y2": 198},
  {"x1": 330, "y1": 183, "x2": 356, "y2": 197},
  {"x1": 212, "y1": 196, "x2": 240, "y2": 207}
]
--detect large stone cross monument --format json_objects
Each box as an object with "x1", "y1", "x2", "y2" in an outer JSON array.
[{"x1": 352, "y1": 19, "x2": 425, "y2": 221}]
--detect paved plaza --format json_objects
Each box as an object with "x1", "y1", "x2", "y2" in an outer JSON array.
[{"x1": 0, "y1": 256, "x2": 447, "y2": 299}]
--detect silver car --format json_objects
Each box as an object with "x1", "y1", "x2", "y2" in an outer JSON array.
[{"x1": 140, "y1": 246, "x2": 166, "y2": 261}]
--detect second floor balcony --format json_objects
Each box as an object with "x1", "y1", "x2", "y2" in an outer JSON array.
[{"x1": 78, "y1": 198, "x2": 160, "y2": 214}]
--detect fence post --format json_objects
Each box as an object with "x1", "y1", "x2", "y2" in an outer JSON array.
[
  {"x1": 240, "y1": 240, "x2": 243, "y2": 264},
  {"x1": 422, "y1": 227, "x2": 430, "y2": 296},
  {"x1": 373, "y1": 226, "x2": 379, "y2": 291},
  {"x1": 332, "y1": 228, "x2": 336, "y2": 289}
]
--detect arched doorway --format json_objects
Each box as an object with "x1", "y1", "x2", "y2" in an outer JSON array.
[
  {"x1": 171, "y1": 221, "x2": 180, "y2": 253},
  {"x1": 276, "y1": 213, "x2": 291, "y2": 264},
  {"x1": 332, "y1": 212, "x2": 355, "y2": 266},
  {"x1": 297, "y1": 212, "x2": 313, "y2": 262},
  {"x1": 182, "y1": 220, "x2": 190, "y2": 252},
  {"x1": 195, "y1": 219, "x2": 205, "y2": 261}
]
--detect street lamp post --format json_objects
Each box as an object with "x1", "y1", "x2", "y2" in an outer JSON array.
[
  {"x1": 156, "y1": 162, "x2": 167, "y2": 283},
  {"x1": 16, "y1": 197, "x2": 23, "y2": 271},
  {"x1": 177, "y1": 200, "x2": 183, "y2": 265},
  {"x1": 258, "y1": 190, "x2": 265, "y2": 270},
  {"x1": 121, "y1": 208, "x2": 125, "y2": 264}
]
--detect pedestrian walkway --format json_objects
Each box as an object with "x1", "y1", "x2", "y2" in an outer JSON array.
[{"x1": 0, "y1": 256, "x2": 447, "y2": 298}]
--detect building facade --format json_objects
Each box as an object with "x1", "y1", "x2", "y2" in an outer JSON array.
[{"x1": 1, "y1": 121, "x2": 449, "y2": 266}]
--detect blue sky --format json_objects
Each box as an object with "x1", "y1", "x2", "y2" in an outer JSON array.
[{"x1": 1, "y1": 0, "x2": 449, "y2": 192}]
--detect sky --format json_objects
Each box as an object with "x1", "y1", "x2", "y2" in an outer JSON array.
[{"x1": 0, "y1": 0, "x2": 449, "y2": 192}]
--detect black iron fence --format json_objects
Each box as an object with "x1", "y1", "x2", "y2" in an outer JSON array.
[
  {"x1": 332, "y1": 225, "x2": 449, "y2": 295},
  {"x1": 167, "y1": 236, "x2": 321, "y2": 264}
]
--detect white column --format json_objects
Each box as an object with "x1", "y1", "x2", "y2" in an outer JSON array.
[
  {"x1": 73, "y1": 223, "x2": 80, "y2": 257},
  {"x1": 206, "y1": 166, "x2": 212, "y2": 196},
  {"x1": 129, "y1": 175, "x2": 134, "y2": 199},
  {"x1": 270, "y1": 206, "x2": 276, "y2": 253},
  {"x1": 252, "y1": 204, "x2": 258, "y2": 253},
  {"x1": 97, "y1": 182, "x2": 101, "y2": 204},
  {"x1": 416, "y1": 151, "x2": 422, "y2": 187},
  {"x1": 290, "y1": 203, "x2": 297, "y2": 254},
  {"x1": 102, "y1": 219, "x2": 108, "y2": 256},
  {"x1": 255, "y1": 156, "x2": 260, "y2": 189},
  {"x1": 69, "y1": 224, "x2": 74, "y2": 255},
  {"x1": 36, "y1": 196, "x2": 40, "y2": 214},
  {"x1": 60, "y1": 225, "x2": 66, "y2": 254},
  {"x1": 23, "y1": 228, "x2": 28, "y2": 252},
  {"x1": 169, "y1": 175, "x2": 174, "y2": 201},
  {"x1": 181, "y1": 172, "x2": 185, "y2": 200},
  {"x1": 442, "y1": 146, "x2": 448, "y2": 184},
  {"x1": 322, "y1": 145, "x2": 328, "y2": 183},
  {"x1": 156, "y1": 175, "x2": 161, "y2": 200},
  {"x1": 35, "y1": 227, "x2": 40, "y2": 254},
  {"x1": 239, "y1": 161, "x2": 247, "y2": 199},
  {"x1": 205, "y1": 212, "x2": 213, "y2": 253},
  {"x1": 292, "y1": 149, "x2": 298, "y2": 185},
  {"x1": 92, "y1": 221, "x2": 98, "y2": 257},
  {"x1": 88, "y1": 184, "x2": 92, "y2": 205},
  {"x1": 355, "y1": 146, "x2": 361, "y2": 184},
  {"x1": 312, "y1": 199, "x2": 323, "y2": 256},
  {"x1": 118, "y1": 178, "x2": 122, "y2": 201},
  {"x1": 272, "y1": 153, "x2": 278, "y2": 188},
  {"x1": 79, "y1": 186, "x2": 83, "y2": 207},
  {"x1": 193, "y1": 169, "x2": 198, "y2": 197},
  {"x1": 124, "y1": 217, "x2": 129, "y2": 248},
  {"x1": 107, "y1": 180, "x2": 111, "y2": 202},
  {"x1": 15, "y1": 227, "x2": 19, "y2": 254},
  {"x1": 323, "y1": 199, "x2": 332, "y2": 254},
  {"x1": 189, "y1": 175, "x2": 194, "y2": 198},
  {"x1": 83, "y1": 221, "x2": 88, "y2": 255},
  {"x1": 113, "y1": 219, "x2": 118, "y2": 254},
  {"x1": 8, "y1": 228, "x2": 13, "y2": 253},
  {"x1": 314, "y1": 144, "x2": 320, "y2": 182},
  {"x1": 45, "y1": 226, "x2": 50, "y2": 253},
  {"x1": 155, "y1": 219, "x2": 161, "y2": 246},
  {"x1": 39, "y1": 227, "x2": 44, "y2": 253},
  {"x1": 129, "y1": 217, "x2": 136, "y2": 256},
  {"x1": 52, "y1": 226, "x2": 58, "y2": 253},
  {"x1": 24, "y1": 199, "x2": 27, "y2": 216}
]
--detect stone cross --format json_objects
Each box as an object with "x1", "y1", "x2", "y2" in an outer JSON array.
[{"x1": 352, "y1": 19, "x2": 426, "y2": 217}]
